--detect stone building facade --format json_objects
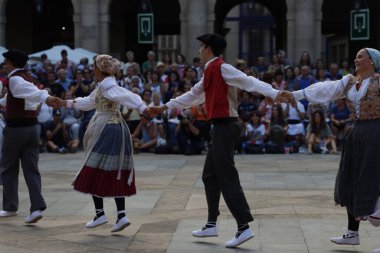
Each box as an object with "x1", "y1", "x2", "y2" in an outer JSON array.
[{"x1": 0, "y1": 0, "x2": 379, "y2": 65}]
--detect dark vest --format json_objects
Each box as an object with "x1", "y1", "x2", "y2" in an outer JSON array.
[{"x1": 6, "y1": 70, "x2": 39, "y2": 127}]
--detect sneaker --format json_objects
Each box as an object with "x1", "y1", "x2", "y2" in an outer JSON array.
[
  {"x1": 111, "y1": 216, "x2": 130, "y2": 233},
  {"x1": 85, "y1": 215, "x2": 108, "y2": 228},
  {"x1": 58, "y1": 147, "x2": 68, "y2": 154},
  {"x1": 225, "y1": 228, "x2": 254, "y2": 248},
  {"x1": 192, "y1": 226, "x2": 218, "y2": 238},
  {"x1": 374, "y1": 248, "x2": 380, "y2": 253},
  {"x1": 298, "y1": 146, "x2": 307, "y2": 154},
  {"x1": 25, "y1": 210, "x2": 43, "y2": 224},
  {"x1": 330, "y1": 230, "x2": 360, "y2": 245},
  {"x1": 0, "y1": 210, "x2": 18, "y2": 217}
]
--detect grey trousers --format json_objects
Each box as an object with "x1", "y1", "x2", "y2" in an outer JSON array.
[{"x1": 1, "y1": 125, "x2": 46, "y2": 212}]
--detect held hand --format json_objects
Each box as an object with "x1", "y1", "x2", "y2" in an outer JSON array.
[
  {"x1": 275, "y1": 91, "x2": 296, "y2": 107},
  {"x1": 148, "y1": 105, "x2": 168, "y2": 116},
  {"x1": 46, "y1": 96, "x2": 64, "y2": 108}
]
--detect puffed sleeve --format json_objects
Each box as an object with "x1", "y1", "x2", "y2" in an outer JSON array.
[{"x1": 292, "y1": 75, "x2": 353, "y2": 104}]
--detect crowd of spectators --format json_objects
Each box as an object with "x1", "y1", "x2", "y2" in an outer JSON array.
[{"x1": 0, "y1": 48, "x2": 353, "y2": 155}]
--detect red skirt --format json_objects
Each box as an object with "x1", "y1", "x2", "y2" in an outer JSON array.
[{"x1": 74, "y1": 166, "x2": 136, "y2": 197}]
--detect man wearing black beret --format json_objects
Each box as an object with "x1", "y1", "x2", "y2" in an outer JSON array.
[
  {"x1": 150, "y1": 34, "x2": 293, "y2": 248},
  {"x1": 0, "y1": 49, "x2": 61, "y2": 224}
]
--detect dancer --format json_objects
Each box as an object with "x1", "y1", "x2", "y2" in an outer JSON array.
[
  {"x1": 62, "y1": 55, "x2": 150, "y2": 232},
  {"x1": 150, "y1": 33, "x2": 292, "y2": 248},
  {"x1": 0, "y1": 49, "x2": 60, "y2": 223},
  {"x1": 287, "y1": 48, "x2": 380, "y2": 253}
]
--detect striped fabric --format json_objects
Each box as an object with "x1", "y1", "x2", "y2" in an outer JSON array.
[{"x1": 73, "y1": 123, "x2": 136, "y2": 197}]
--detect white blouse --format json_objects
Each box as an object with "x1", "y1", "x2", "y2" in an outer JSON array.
[
  {"x1": 292, "y1": 74, "x2": 372, "y2": 117},
  {"x1": 66, "y1": 76, "x2": 147, "y2": 114},
  {"x1": 166, "y1": 57, "x2": 279, "y2": 110}
]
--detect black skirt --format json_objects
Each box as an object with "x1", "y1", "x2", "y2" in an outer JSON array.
[{"x1": 334, "y1": 118, "x2": 380, "y2": 217}]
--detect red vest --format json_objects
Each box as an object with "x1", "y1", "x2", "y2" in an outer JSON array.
[
  {"x1": 6, "y1": 70, "x2": 39, "y2": 126},
  {"x1": 203, "y1": 58, "x2": 238, "y2": 120}
]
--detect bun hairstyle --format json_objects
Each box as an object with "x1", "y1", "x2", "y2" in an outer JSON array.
[{"x1": 94, "y1": 54, "x2": 121, "y2": 76}]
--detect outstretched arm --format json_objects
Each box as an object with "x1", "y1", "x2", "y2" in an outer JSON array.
[{"x1": 292, "y1": 74, "x2": 353, "y2": 104}]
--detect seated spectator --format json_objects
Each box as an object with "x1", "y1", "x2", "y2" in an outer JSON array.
[
  {"x1": 330, "y1": 98, "x2": 352, "y2": 144},
  {"x1": 69, "y1": 69, "x2": 92, "y2": 98},
  {"x1": 327, "y1": 63, "x2": 343, "y2": 80},
  {"x1": 258, "y1": 97, "x2": 273, "y2": 129},
  {"x1": 182, "y1": 66, "x2": 197, "y2": 87},
  {"x1": 56, "y1": 68, "x2": 72, "y2": 91},
  {"x1": 306, "y1": 110, "x2": 337, "y2": 154},
  {"x1": 121, "y1": 88, "x2": 142, "y2": 134},
  {"x1": 191, "y1": 103, "x2": 211, "y2": 144},
  {"x1": 282, "y1": 101, "x2": 306, "y2": 153},
  {"x1": 149, "y1": 92, "x2": 165, "y2": 138},
  {"x1": 132, "y1": 114, "x2": 166, "y2": 153},
  {"x1": 254, "y1": 56, "x2": 268, "y2": 74},
  {"x1": 45, "y1": 71, "x2": 65, "y2": 99},
  {"x1": 264, "y1": 104, "x2": 287, "y2": 153},
  {"x1": 163, "y1": 91, "x2": 184, "y2": 147},
  {"x1": 272, "y1": 69, "x2": 287, "y2": 90},
  {"x1": 37, "y1": 88, "x2": 54, "y2": 152},
  {"x1": 148, "y1": 71, "x2": 163, "y2": 96},
  {"x1": 60, "y1": 91, "x2": 80, "y2": 152},
  {"x1": 45, "y1": 109, "x2": 75, "y2": 154},
  {"x1": 164, "y1": 71, "x2": 181, "y2": 103},
  {"x1": 242, "y1": 112, "x2": 266, "y2": 154},
  {"x1": 315, "y1": 68, "x2": 331, "y2": 82},
  {"x1": 175, "y1": 110, "x2": 204, "y2": 155},
  {"x1": 238, "y1": 90, "x2": 256, "y2": 120},
  {"x1": 284, "y1": 66, "x2": 296, "y2": 91}
]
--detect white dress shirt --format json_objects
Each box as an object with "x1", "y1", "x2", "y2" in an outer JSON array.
[
  {"x1": 0, "y1": 68, "x2": 49, "y2": 109},
  {"x1": 166, "y1": 57, "x2": 279, "y2": 110},
  {"x1": 292, "y1": 74, "x2": 372, "y2": 118}
]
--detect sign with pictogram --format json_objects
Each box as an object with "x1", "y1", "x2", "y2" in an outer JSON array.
[
  {"x1": 138, "y1": 13, "x2": 154, "y2": 44},
  {"x1": 350, "y1": 9, "x2": 369, "y2": 40}
]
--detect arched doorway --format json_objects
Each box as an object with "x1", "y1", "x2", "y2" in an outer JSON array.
[
  {"x1": 5, "y1": 0, "x2": 74, "y2": 53},
  {"x1": 215, "y1": 0, "x2": 287, "y2": 65},
  {"x1": 109, "y1": 0, "x2": 180, "y2": 63},
  {"x1": 322, "y1": 0, "x2": 380, "y2": 64}
]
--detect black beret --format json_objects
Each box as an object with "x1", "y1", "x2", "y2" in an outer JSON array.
[
  {"x1": 196, "y1": 33, "x2": 227, "y2": 53},
  {"x1": 2, "y1": 49, "x2": 29, "y2": 68}
]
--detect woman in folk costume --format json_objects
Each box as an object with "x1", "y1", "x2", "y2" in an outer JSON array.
[
  {"x1": 291, "y1": 48, "x2": 380, "y2": 253},
  {"x1": 64, "y1": 55, "x2": 150, "y2": 232}
]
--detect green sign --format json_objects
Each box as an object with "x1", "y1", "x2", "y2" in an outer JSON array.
[
  {"x1": 350, "y1": 9, "x2": 369, "y2": 40},
  {"x1": 138, "y1": 13, "x2": 154, "y2": 44}
]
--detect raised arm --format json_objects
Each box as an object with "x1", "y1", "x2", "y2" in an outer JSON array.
[{"x1": 292, "y1": 74, "x2": 353, "y2": 104}]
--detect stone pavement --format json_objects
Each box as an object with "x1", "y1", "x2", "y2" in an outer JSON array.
[{"x1": 0, "y1": 152, "x2": 379, "y2": 253}]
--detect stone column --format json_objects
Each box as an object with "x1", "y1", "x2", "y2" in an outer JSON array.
[
  {"x1": 225, "y1": 5, "x2": 239, "y2": 64},
  {"x1": 73, "y1": 14, "x2": 81, "y2": 48},
  {"x1": 207, "y1": 0, "x2": 216, "y2": 33},
  {"x1": 314, "y1": 0, "x2": 323, "y2": 61},
  {"x1": 180, "y1": 12, "x2": 188, "y2": 58},
  {"x1": 99, "y1": 0, "x2": 111, "y2": 54},
  {"x1": 78, "y1": 0, "x2": 100, "y2": 52},
  {"x1": 293, "y1": 0, "x2": 315, "y2": 63},
  {"x1": 286, "y1": 0, "x2": 296, "y2": 65},
  {"x1": 186, "y1": 0, "x2": 208, "y2": 59}
]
